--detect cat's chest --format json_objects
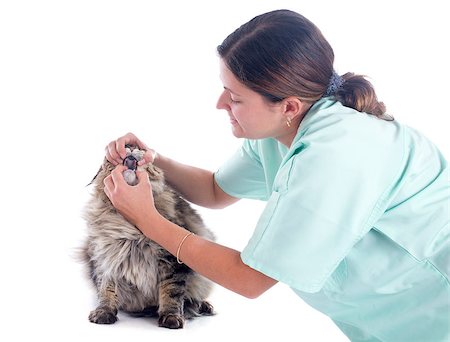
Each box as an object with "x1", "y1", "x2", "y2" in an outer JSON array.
[{"x1": 95, "y1": 237, "x2": 163, "y2": 288}]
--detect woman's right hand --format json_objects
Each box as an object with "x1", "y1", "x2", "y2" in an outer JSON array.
[{"x1": 105, "y1": 132, "x2": 157, "y2": 166}]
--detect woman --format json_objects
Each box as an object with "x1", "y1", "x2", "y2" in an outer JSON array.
[{"x1": 103, "y1": 10, "x2": 449, "y2": 342}]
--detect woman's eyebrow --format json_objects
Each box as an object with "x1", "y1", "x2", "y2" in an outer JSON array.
[{"x1": 224, "y1": 86, "x2": 242, "y2": 96}]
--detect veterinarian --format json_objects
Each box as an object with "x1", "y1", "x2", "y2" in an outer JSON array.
[{"x1": 103, "y1": 9, "x2": 450, "y2": 342}]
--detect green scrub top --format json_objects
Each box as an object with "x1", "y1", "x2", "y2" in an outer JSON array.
[{"x1": 214, "y1": 98, "x2": 450, "y2": 341}]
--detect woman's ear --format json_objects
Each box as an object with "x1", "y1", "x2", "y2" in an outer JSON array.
[{"x1": 282, "y1": 96, "x2": 305, "y2": 122}]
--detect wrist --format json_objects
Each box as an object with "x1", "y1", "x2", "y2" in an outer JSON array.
[{"x1": 135, "y1": 209, "x2": 164, "y2": 238}]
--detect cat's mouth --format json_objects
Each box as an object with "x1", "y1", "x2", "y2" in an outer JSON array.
[{"x1": 123, "y1": 155, "x2": 138, "y2": 171}]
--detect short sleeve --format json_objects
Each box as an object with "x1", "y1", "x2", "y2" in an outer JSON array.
[
  {"x1": 241, "y1": 116, "x2": 406, "y2": 293},
  {"x1": 214, "y1": 140, "x2": 269, "y2": 200}
]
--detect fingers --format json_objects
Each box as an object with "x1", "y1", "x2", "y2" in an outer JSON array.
[
  {"x1": 139, "y1": 149, "x2": 157, "y2": 166},
  {"x1": 133, "y1": 135, "x2": 149, "y2": 150},
  {"x1": 136, "y1": 169, "x2": 150, "y2": 183},
  {"x1": 105, "y1": 133, "x2": 135, "y2": 165},
  {"x1": 116, "y1": 132, "x2": 136, "y2": 161},
  {"x1": 104, "y1": 164, "x2": 126, "y2": 190},
  {"x1": 103, "y1": 166, "x2": 151, "y2": 210},
  {"x1": 105, "y1": 141, "x2": 122, "y2": 165},
  {"x1": 116, "y1": 139, "x2": 127, "y2": 162},
  {"x1": 103, "y1": 174, "x2": 113, "y2": 200},
  {"x1": 105, "y1": 132, "x2": 154, "y2": 166},
  {"x1": 103, "y1": 165, "x2": 127, "y2": 203},
  {"x1": 110, "y1": 164, "x2": 128, "y2": 185}
]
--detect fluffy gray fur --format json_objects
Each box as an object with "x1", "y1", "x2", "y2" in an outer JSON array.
[{"x1": 80, "y1": 147, "x2": 215, "y2": 329}]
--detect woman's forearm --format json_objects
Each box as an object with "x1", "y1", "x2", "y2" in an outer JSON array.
[
  {"x1": 153, "y1": 153, "x2": 237, "y2": 209},
  {"x1": 137, "y1": 211, "x2": 277, "y2": 299}
]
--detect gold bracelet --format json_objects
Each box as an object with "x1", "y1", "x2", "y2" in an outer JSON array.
[{"x1": 176, "y1": 232, "x2": 194, "y2": 264}]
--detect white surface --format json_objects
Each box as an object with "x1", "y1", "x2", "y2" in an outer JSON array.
[{"x1": 0, "y1": 1, "x2": 448, "y2": 341}]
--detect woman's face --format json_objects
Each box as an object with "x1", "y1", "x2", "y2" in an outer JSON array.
[{"x1": 216, "y1": 59, "x2": 288, "y2": 140}]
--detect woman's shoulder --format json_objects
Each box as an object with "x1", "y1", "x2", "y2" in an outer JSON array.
[{"x1": 292, "y1": 99, "x2": 404, "y2": 157}]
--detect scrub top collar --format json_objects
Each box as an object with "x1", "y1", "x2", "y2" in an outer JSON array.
[{"x1": 280, "y1": 96, "x2": 337, "y2": 167}]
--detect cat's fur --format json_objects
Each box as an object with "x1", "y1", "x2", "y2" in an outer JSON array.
[{"x1": 79, "y1": 147, "x2": 215, "y2": 329}]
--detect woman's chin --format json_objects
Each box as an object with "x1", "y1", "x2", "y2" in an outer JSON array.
[{"x1": 230, "y1": 126, "x2": 244, "y2": 138}]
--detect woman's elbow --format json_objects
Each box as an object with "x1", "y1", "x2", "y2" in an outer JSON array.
[
  {"x1": 238, "y1": 278, "x2": 276, "y2": 299},
  {"x1": 241, "y1": 288, "x2": 265, "y2": 299}
]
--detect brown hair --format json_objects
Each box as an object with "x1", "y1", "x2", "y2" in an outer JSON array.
[{"x1": 217, "y1": 9, "x2": 391, "y2": 120}]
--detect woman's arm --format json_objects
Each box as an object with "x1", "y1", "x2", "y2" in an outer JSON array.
[
  {"x1": 104, "y1": 165, "x2": 278, "y2": 299},
  {"x1": 105, "y1": 132, "x2": 239, "y2": 209},
  {"x1": 143, "y1": 212, "x2": 277, "y2": 299},
  {"x1": 153, "y1": 153, "x2": 238, "y2": 209}
]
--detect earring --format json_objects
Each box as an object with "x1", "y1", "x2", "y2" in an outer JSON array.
[{"x1": 286, "y1": 117, "x2": 292, "y2": 127}]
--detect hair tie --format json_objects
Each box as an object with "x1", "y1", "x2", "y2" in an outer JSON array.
[{"x1": 325, "y1": 71, "x2": 344, "y2": 96}]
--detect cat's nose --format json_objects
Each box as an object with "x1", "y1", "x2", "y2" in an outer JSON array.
[{"x1": 123, "y1": 156, "x2": 138, "y2": 170}]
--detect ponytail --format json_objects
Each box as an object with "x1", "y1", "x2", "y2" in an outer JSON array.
[{"x1": 335, "y1": 73, "x2": 393, "y2": 121}]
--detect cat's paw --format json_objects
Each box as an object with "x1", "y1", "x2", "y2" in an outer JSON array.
[
  {"x1": 89, "y1": 307, "x2": 118, "y2": 324},
  {"x1": 199, "y1": 301, "x2": 215, "y2": 315},
  {"x1": 158, "y1": 313, "x2": 184, "y2": 329}
]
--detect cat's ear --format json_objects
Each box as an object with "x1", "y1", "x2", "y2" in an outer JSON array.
[
  {"x1": 87, "y1": 157, "x2": 116, "y2": 187},
  {"x1": 87, "y1": 165, "x2": 103, "y2": 187}
]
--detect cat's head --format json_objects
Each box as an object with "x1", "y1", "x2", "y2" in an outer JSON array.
[{"x1": 89, "y1": 145, "x2": 165, "y2": 191}]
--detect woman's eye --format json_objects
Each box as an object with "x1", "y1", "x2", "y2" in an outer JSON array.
[{"x1": 230, "y1": 97, "x2": 240, "y2": 103}]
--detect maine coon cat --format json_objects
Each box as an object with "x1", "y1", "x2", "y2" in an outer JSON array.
[{"x1": 80, "y1": 146, "x2": 215, "y2": 329}]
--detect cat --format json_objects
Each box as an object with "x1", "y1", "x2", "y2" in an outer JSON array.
[{"x1": 79, "y1": 146, "x2": 215, "y2": 329}]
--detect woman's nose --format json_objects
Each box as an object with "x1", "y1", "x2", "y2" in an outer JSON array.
[{"x1": 216, "y1": 90, "x2": 230, "y2": 110}]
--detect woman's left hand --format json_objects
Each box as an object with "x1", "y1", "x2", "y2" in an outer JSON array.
[{"x1": 103, "y1": 164, "x2": 156, "y2": 228}]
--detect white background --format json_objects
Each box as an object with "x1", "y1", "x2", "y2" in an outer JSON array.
[{"x1": 0, "y1": 1, "x2": 448, "y2": 341}]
